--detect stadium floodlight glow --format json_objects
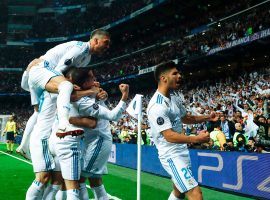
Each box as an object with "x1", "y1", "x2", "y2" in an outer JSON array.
[
  {"x1": 218, "y1": 23, "x2": 221, "y2": 27},
  {"x1": 228, "y1": 64, "x2": 231, "y2": 67},
  {"x1": 253, "y1": 58, "x2": 255, "y2": 61}
]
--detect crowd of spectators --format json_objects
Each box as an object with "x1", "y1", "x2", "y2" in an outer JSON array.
[{"x1": 107, "y1": 68, "x2": 270, "y2": 153}]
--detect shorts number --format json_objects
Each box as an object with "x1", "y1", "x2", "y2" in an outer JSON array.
[{"x1": 181, "y1": 167, "x2": 191, "y2": 180}]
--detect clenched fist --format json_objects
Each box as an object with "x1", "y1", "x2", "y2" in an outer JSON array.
[
  {"x1": 195, "y1": 130, "x2": 210, "y2": 143},
  {"x1": 119, "y1": 84, "x2": 129, "y2": 93}
]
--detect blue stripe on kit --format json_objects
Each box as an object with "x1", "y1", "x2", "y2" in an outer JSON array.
[
  {"x1": 42, "y1": 139, "x2": 52, "y2": 171},
  {"x1": 85, "y1": 138, "x2": 103, "y2": 172},
  {"x1": 156, "y1": 94, "x2": 163, "y2": 104},
  {"x1": 38, "y1": 92, "x2": 45, "y2": 112},
  {"x1": 168, "y1": 158, "x2": 187, "y2": 192},
  {"x1": 71, "y1": 148, "x2": 79, "y2": 180}
]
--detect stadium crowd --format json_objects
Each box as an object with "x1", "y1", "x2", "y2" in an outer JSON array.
[
  {"x1": 107, "y1": 68, "x2": 270, "y2": 153},
  {"x1": 2, "y1": 67, "x2": 269, "y2": 153}
]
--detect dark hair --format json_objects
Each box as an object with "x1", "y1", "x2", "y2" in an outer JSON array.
[
  {"x1": 65, "y1": 67, "x2": 89, "y2": 87},
  {"x1": 90, "y1": 29, "x2": 110, "y2": 39},
  {"x1": 154, "y1": 61, "x2": 177, "y2": 82}
]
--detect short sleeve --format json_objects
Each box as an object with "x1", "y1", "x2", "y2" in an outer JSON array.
[{"x1": 148, "y1": 105, "x2": 172, "y2": 133}]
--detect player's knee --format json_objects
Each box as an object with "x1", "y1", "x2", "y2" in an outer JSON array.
[
  {"x1": 89, "y1": 177, "x2": 102, "y2": 187},
  {"x1": 36, "y1": 172, "x2": 51, "y2": 184},
  {"x1": 186, "y1": 186, "x2": 202, "y2": 200}
]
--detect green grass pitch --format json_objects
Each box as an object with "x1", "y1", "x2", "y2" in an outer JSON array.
[{"x1": 0, "y1": 143, "x2": 254, "y2": 200}]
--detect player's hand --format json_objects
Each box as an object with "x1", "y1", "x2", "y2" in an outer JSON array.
[
  {"x1": 195, "y1": 130, "x2": 210, "y2": 143},
  {"x1": 119, "y1": 84, "x2": 129, "y2": 93},
  {"x1": 119, "y1": 84, "x2": 129, "y2": 102},
  {"x1": 209, "y1": 112, "x2": 219, "y2": 122},
  {"x1": 73, "y1": 84, "x2": 82, "y2": 91},
  {"x1": 96, "y1": 88, "x2": 108, "y2": 101},
  {"x1": 93, "y1": 81, "x2": 100, "y2": 88}
]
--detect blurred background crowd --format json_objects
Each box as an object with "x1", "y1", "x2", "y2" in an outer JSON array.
[{"x1": 0, "y1": 0, "x2": 269, "y2": 153}]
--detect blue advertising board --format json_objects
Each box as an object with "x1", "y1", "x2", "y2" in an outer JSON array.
[{"x1": 109, "y1": 144, "x2": 270, "y2": 199}]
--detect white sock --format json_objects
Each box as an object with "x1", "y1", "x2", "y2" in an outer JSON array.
[
  {"x1": 42, "y1": 184, "x2": 60, "y2": 200},
  {"x1": 66, "y1": 189, "x2": 80, "y2": 200},
  {"x1": 57, "y1": 81, "x2": 73, "y2": 130},
  {"x1": 79, "y1": 183, "x2": 89, "y2": 200},
  {"x1": 26, "y1": 180, "x2": 45, "y2": 200},
  {"x1": 55, "y1": 190, "x2": 67, "y2": 200},
  {"x1": 168, "y1": 192, "x2": 184, "y2": 200},
  {"x1": 19, "y1": 111, "x2": 38, "y2": 150},
  {"x1": 91, "y1": 185, "x2": 108, "y2": 200}
]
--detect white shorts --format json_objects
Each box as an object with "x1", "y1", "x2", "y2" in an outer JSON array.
[
  {"x1": 28, "y1": 61, "x2": 62, "y2": 105},
  {"x1": 29, "y1": 91, "x2": 57, "y2": 172},
  {"x1": 54, "y1": 135, "x2": 83, "y2": 181},
  {"x1": 81, "y1": 136, "x2": 112, "y2": 178},
  {"x1": 30, "y1": 137, "x2": 55, "y2": 172},
  {"x1": 160, "y1": 151, "x2": 198, "y2": 193},
  {"x1": 49, "y1": 134, "x2": 61, "y2": 172}
]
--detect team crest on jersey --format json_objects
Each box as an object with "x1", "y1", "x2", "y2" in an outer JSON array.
[
  {"x1": 93, "y1": 103, "x2": 99, "y2": 110},
  {"x1": 157, "y1": 117, "x2": 164, "y2": 125}
]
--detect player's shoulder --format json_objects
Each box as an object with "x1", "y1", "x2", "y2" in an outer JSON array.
[{"x1": 147, "y1": 93, "x2": 168, "y2": 114}]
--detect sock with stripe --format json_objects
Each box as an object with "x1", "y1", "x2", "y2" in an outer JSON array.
[
  {"x1": 91, "y1": 185, "x2": 108, "y2": 200},
  {"x1": 42, "y1": 184, "x2": 60, "y2": 200},
  {"x1": 57, "y1": 81, "x2": 73, "y2": 130},
  {"x1": 26, "y1": 180, "x2": 45, "y2": 200},
  {"x1": 168, "y1": 192, "x2": 184, "y2": 200},
  {"x1": 79, "y1": 183, "x2": 89, "y2": 200},
  {"x1": 55, "y1": 190, "x2": 67, "y2": 200},
  {"x1": 66, "y1": 189, "x2": 80, "y2": 200}
]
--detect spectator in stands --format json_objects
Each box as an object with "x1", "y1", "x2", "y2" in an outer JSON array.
[{"x1": 210, "y1": 123, "x2": 227, "y2": 151}]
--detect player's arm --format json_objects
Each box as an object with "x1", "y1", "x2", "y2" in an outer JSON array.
[
  {"x1": 78, "y1": 84, "x2": 129, "y2": 121},
  {"x1": 162, "y1": 129, "x2": 210, "y2": 144},
  {"x1": 148, "y1": 105, "x2": 209, "y2": 144},
  {"x1": 69, "y1": 116, "x2": 97, "y2": 129},
  {"x1": 71, "y1": 87, "x2": 100, "y2": 102},
  {"x1": 181, "y1": 112, "x2": 218, "y2": 124},
  {"x1": 54, "y1": 45, "x2": 83, "y2": 73}
]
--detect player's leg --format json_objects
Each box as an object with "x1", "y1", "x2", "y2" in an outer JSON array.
[
  {"x1": 168, "y1": 184, "x2": 185, "y2": 200},
  {"x1": 185, "y1": 186, "x2": 203, "y2": 200},
  {"x1": 26, "y1": 92, "x2": 57, "y2": 200},
  {"x1": 89, "y1": 177, "x2": 108, "y2": 200},
  {"x1": 44, "y1": 75, "x2": 73, "y2": 132},
  {"x1": 6, "y1": 139, "x2": 10, "y2": 153},
  {"x1": 42, "y1": 171, "x2": 63, "y2": 200},
  {"x1": 28, "y1": 61, "x2": 80, "y2": 134},
  {"x1": 55, "y1": 135, "x2": 82, "y2": 200},
  {"x1": 55, "y1": 183, "x2": 67, "y2": 200},
  {"x1": 82, "y1": 137, "x2": 112, "y2": 200},
  {"x1": 16, "y1": 106, "x2": 38, "y2": 159},
  {"x1": 79, "y1": 177, "x2": 89, "y2": 200},
  {"x1": 161, "y1": 152, "x2": 200, "y2": 200},
  {"x1": 10, "y1": 135, "x2": 15, "y2": 153}
]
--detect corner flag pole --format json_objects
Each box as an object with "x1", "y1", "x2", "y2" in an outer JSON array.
[
  {"x1": 136, "y1": 94, "x2": 143, "y2": 200},
  {"x1": 126, "y1": 94, "x2": 143, "y2": 200}
]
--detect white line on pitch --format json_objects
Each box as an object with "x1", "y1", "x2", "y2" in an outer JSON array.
[{"x1": 0, "y1": 150, "x2": 122, "y2": 200}]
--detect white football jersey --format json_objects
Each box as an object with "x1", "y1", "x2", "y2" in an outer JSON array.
[
  {"x1": 71, "y1": 97, "x2": 126, "y2": 140},
  {"x1": 147, "y1": 90, "x2": 187, "y2": 160},
  {"x1": 41, "y1": 41, "x2": 91, "y2": 73}
]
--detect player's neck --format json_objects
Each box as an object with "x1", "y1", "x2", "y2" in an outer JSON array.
[{"x1": 157, "y1": 85, "x2": 170, "y2": 98}]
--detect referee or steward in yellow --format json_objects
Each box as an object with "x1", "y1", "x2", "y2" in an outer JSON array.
[{"x1": 2, "y1": 116, "x2": 17, "y2": 153}]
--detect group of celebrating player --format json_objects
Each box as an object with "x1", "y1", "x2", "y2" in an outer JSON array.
[{"x1": 17, "y1": 28, "x2": 218, "y2": 200}]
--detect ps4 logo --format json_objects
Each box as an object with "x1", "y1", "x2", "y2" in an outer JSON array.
[{"x1": 197, "y1": 152, "x2": 270, "y2": 193}]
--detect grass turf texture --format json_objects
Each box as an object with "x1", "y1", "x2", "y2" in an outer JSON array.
[{"x1": 0, "y1": 143, "x2": 254, "y2": 200}]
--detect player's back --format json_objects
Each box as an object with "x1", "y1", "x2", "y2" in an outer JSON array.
[{"x1": 41, "y1": 41, "x2": 89, "y2": 68}]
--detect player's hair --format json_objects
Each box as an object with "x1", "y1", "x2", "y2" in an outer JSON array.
[
  {"x1": 154, "y1": 61, "x2": 177, "y2": 82},
  {"x1": 90, "y1": 29, "x2": 110, "y2": 39},
  {"x1": 65, "y1": 67, "x2": 89, "y2": 87}
]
